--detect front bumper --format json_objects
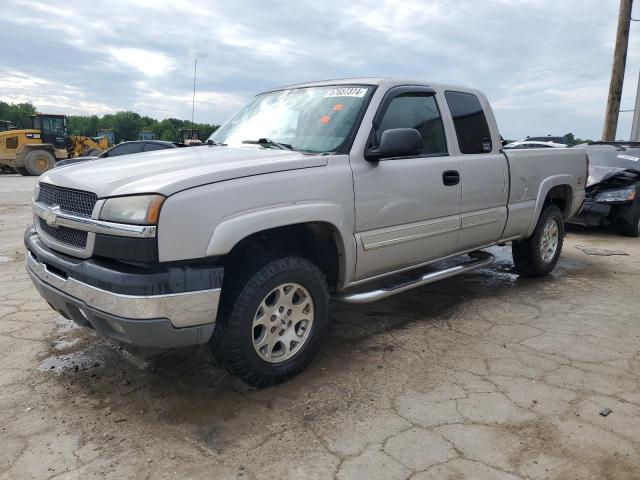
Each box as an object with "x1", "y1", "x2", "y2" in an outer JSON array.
[
  {"x1": 568, "y1": 197, "x2": 610, "y2": 227},
  {"x1": 24, "y1": 228, "x2": 223, "y2": 348},
  {"x1": 568, "y1": 196, "x2": 636, "y2": 228}
]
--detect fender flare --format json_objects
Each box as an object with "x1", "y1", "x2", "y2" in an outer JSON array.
[
  {"x1": 206, "y1": 202, "x2": 356, "y2": 287},
  {"x1": 525, "y1": 175, "x2": 575, "y2": 237}
]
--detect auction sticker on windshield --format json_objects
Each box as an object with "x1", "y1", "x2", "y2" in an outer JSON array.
[{"x1": 325, "y1": 87, "x2": 368, "y2": 98}]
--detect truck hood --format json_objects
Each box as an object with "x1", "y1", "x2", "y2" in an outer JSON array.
[{"x1": 40, "y1": 146, "x2": 328, "y2": 197}]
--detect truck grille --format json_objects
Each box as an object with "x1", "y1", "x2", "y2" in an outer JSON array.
[
  {"x1": 36, "y1": 183, "x2": 97, "y2": 250},
  {"x1": 38, "y1": 183, "x2": 98, "y2": 217},
  {"x1": 38, "y1": 220, "x2": 89, "y2": 248}
]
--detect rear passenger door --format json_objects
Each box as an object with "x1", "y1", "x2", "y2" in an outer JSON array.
[
  {"x1": 444, "y1": 91, "x2": 508, "y2": 251},
  {"x1": 351, "y1": 87, "x2": 462, "y2": 279}
]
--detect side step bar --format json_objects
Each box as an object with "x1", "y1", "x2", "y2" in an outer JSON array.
[{"x1": 335, "y1": 251, "x2": 495, "y2": 304}]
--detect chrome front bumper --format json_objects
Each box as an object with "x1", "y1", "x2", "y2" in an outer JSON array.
[
  {"x1": 24, "y1": 228, "x2": 223, "y2": 348},
  {"x1": 26, "y1": 251, "x2": 221, "y2": 328}
]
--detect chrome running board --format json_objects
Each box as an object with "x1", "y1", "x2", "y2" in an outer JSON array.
[{"x1": 334, "y1": 251, "x2": 495, "y2": 304}]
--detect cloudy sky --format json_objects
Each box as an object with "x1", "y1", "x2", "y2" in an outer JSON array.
[{"x1": 1, "y1": 0, "x2": 639, "y2": 140}]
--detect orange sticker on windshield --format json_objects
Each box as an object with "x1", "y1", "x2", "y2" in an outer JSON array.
[
  {"x1": 332, "y1": 104, "x2": 344, "y2": 111},
  {"x1": 320, "y1": 115, "x2": 330, "y2": 124}
]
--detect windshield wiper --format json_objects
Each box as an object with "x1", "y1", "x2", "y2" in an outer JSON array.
[{"x1": 242, "y1": 138, "x2": 293, "y2": 150}]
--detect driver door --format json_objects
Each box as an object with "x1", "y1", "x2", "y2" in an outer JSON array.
[{"x1": 350, "y1": 87, "x2": 462, "y2": 280}]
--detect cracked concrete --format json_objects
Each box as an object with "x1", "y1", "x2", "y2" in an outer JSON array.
[{"x1": 1, "y1": 175, "x2": 640, "y2": 479}]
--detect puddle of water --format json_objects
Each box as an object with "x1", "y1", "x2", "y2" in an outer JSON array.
[
  {"x1": 38, "y1": 341, "x2": 153, "y2": 376},
  {"x1": 38, "y1": 350, "x2": 99, "y2": 374}
]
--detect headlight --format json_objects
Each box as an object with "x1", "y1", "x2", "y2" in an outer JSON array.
[
  {"x1": 99, "y1": 194, "x2": 165, "y2": 224},
  {"x1": 594, "y1": 187, "x2": 636, "y2": 204}
]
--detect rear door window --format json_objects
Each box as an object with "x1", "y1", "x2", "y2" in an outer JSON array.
[{"x1": 445, "y1": 91, "x2": 492, "y2": 154}]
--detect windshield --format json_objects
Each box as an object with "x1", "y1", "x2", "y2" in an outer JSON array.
[
  {"x1": 42, "y1": 117, "x2": 66, "y2": 135},
  {"x1": 209, "y1": 85, "x2": 372, "y2": 153}
]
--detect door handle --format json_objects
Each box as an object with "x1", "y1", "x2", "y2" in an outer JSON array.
[{"x1": 442, "y1": 170, "x2": 460, "y2": 186}]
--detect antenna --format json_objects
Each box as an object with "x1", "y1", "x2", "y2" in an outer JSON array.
[{"x1": 191, "y1": 58, "x2": 197, "y2": 129}]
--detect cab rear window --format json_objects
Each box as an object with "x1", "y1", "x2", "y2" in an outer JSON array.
[{"x1": 445, "y1": 91, "x2": 492, "y2": 154}]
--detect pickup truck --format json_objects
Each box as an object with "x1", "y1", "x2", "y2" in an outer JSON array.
[{"x1": 24, "y1": 78, "x2": 587, "y2": 386}]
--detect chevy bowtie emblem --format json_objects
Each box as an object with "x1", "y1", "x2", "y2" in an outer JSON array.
[{"x1": 43, "y1": 205, "x2": 61, "y2": 227}]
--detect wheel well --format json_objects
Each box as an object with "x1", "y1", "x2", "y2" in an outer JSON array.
[
  {"x1": 226, "y1": 222, "x2": 343, "y2": 290},
  {"x1": 544, "y1": 185, "x2": 572, "y2": 218}
]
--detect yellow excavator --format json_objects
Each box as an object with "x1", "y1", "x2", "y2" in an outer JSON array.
[{"x1": 0, "y1": 114, "x2": 113, "y2": 175}]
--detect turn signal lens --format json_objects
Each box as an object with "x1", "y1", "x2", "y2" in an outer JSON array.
[{"x1": 145, "y1": 195, "x2": 165, "y2": 224}]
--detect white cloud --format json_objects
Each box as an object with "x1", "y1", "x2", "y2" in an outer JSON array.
[
  {"x1": 108, "y1": 48, "x2": 175, "y2": 77},
  {"x1": 0, "y1": 70, "x2": 117, "y2": 115}
]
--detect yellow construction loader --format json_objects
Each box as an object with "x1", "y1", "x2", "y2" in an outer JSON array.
[
  {"x1": 0, "y1": 114, "x2": 113, "y2": 175},
  {"x1": 179, "y1": 128, "x2": 202, "y2": 145},
  {"x1": 67, "y1": 134, "x2": 111, "y2": 158}
]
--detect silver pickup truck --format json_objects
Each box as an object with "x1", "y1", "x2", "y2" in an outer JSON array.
[{"x1": 25, "y1": 78, "x2": 587, "y2": 386}]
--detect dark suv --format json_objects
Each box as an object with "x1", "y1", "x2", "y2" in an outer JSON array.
[{"x1": 569, "y1": 142, "x2": 640, "y2": 236}]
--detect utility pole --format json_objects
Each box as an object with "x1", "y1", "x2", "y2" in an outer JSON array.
[
  {"x1": 603, "y1": 0, "x2": 633, "y2": 141},
  {"x1": 632, "y1": 70, "x2": 640, "y2": 141},
  {"x1": 191, "y1": 58, "x2": 197, "y2": 128}
]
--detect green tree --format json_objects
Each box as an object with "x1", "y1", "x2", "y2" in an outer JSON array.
[
  {"x1": 0, "y1": 101, "x2": 220, "y2": 142},
  {"x1": 0, "y1": 101, "x2": 37, "y2": 128},
  {"x1": 562, "y1": 133, "x2": 593, "y2": 146}
]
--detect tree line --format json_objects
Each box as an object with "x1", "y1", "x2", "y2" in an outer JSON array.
[{"x1": 0, "y1": 101, "x2": 219, "y2": 143}]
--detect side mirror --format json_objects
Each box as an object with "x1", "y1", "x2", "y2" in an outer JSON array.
[{"x1": 365, "y1": 128, "x2": 423, "y2": 161}]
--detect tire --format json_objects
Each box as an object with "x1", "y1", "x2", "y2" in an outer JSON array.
[
  {"x1": 619, "y1": 201, "x2": 640, "y2": 237},
  {"x1": 16, "y1": 167, "x2": 29, "y2": 176},
  {"x1": 214, "y1": 255, "x2": 330, "y2": 387},
  {"x1": 512, "y1": 204, "x2": 564, "y2": 277},
  {"x1": 24, "y1": 149, "x2": 56, "y2": 176},
  {"x1": 82, "y1": 148, "x2": 102, "y2": 157}
]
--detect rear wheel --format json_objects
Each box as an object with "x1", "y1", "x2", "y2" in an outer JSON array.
[
  {"x1": 24, "y1": 149, "x2": 56, "y2": 175},
  {"x1": 214, "y1": 255, "x2": 329, "y2": 387},
  {"x1": 512, "y1": 204, "x2": 564, "y2": 277}
]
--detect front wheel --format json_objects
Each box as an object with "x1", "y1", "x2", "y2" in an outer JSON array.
[
  {"x1": 214, "y1": 255, "x2": 329, "y2": 387},
  {"x1": 512, "y1": 204, "x2": 565, "y2": 277}
]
